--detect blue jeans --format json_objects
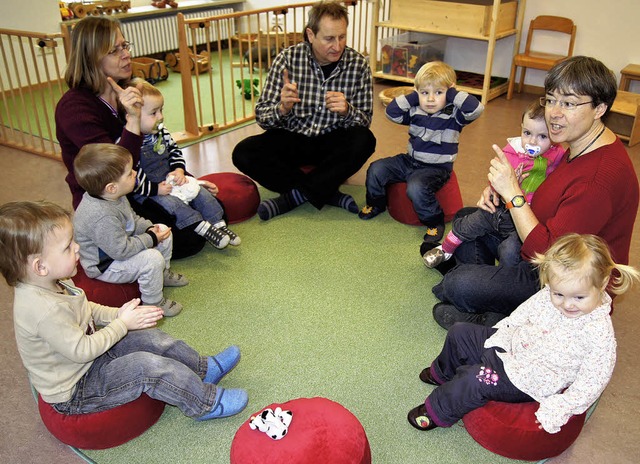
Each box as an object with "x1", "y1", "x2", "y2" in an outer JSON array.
[
  {"x1": 52, "y1": 329, "x2": 217, "y2": 418},
  {"x1": 451, "y1": 205, "x2": 522, "y2": 267},
  {"x1": 426, "y1": 323, "x2": 533, "y2": 426},
  {"x1": 365, "y1": 154, "x2": 451, "y2": 225},
  {"x1": 432, "y1": 209, "x2": 539, "y2": 315},
  {"x1": 134, "y1": 186, "x2": 224, "y2": 230}
]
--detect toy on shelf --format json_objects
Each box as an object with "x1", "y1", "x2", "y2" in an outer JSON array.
[
  {"x1": 165, "y1": 50, "x2": 210, "y2": 74},
  {"x1": 67, "y1": 2, "x2": 131, "y2": 18},
  {"x1": 151, "y1": 0, "x2": 178, "y2": 8},
  {"x1": 236, "y1": 79, "x2": 260, "y2": 100},
  {"x1": 59, "y1": 2, "x2": 74, "y2": 20}
]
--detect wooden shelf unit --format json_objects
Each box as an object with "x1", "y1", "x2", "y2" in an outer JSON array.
[{"x1": 369, "y1": 0, "x2": 527, "y2": 105}]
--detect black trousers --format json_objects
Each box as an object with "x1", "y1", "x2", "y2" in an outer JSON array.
[{"x1": 232, "y1": 126, "x2": 376, "y2": 209}]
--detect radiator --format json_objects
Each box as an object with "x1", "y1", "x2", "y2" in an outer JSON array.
[{"x1": 121, "y1": 7, "x2": 235, "y2": 57}]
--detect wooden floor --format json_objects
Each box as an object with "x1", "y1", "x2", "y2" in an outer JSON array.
[{"x1": 1, "y1": 83, "x2": 639, "y2": 463}]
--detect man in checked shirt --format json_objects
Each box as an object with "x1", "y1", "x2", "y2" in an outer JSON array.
[{"x1": 232, "y1": 1, "x2": 376, "y2": 221}]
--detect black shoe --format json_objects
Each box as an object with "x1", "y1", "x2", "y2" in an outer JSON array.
[
  {"x1": 423, "y1": 224, "x2": 444, "y2": 243},
  {"x1": 419, "y1": 367, "x2": 439, "y2": 385},
  {"x1": 358, "y1": 204, "x2": 384, "y2": 220},
  {"x1": 407, "y1": 404, "x2": 438, "y2": 431},
  {"x1": 432, "y1": 302, "x2": 505, "y2": 330}
]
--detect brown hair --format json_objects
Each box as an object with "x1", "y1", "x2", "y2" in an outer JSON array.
[
  {"x1": 544, "y1": 56, "x2": 617, "y2": 117},
  {"x1": 0, "y1": 201, "x2": 72, "y2": 286},
  {"x1": 414, "y1": 61, "x2": 456, "y2": 89},
  {"x1": 304, "y1": 1, "x2": 349, "y2": 42},
  {"x1": 523, "y1": 99, "x2": 545, "y2": 121},
  {"x1": 74, "y1": 143, "x2": 132, "y2": 196},
  {"x1": 65, "y1": 16, "x2": 122, "y2": 94},
  {"x1": 533, "y1": 233, "x2": 639, "y2": 296}
]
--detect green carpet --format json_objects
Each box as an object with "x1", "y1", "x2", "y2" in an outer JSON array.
[{"x1": 77, "y1": 185, "x2": 527, "y2": 464}]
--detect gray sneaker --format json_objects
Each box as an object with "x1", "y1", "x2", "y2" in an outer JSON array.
[
  {"x1": 423, "y1": 248, "x2": 445, "y2": 268},
  {"x1": 156, "y1": 297, "x2": 183, "y2": 317},
  {"x1": 203, "y1": 226, "x2": 230, "y2": 249},
  {"x1": 163, "y1": 269, "x2": 189, "y2": 287},
  {"x1": 216, "y1": 224, "x2": 241, "y2": 246}
]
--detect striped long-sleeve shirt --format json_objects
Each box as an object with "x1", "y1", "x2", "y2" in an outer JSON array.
[
  {"x1": 255, "y1": 42, "x2": 373, "y2": 136},
  {"x1": 386, "y1": 87, "x2": 484, "y2": 166}
]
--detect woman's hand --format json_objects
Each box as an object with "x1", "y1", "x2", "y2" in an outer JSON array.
[
  {"x1": 476, "y1": 185, "x2": 500, "y2": 213},
  {"x1": 487, "y1": 144, "x2": 522, "y2": 201},
  {"x1": 117, "y1": 298, "x2": 164, "y2": 330},
  {"x1": 107, "y1": 77, "x2": 142, "y2": 133},
  {"x1": 199, "y1": 180, "x2": 218, "y2": 196}
]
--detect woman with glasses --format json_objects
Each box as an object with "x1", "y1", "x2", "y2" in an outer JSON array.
[
  {"x1": 428, "y1": 55, "x2": 639, "y2": 329},
  {"x1": 55, "y1": 16, "x2": 205, "y2": 258}
]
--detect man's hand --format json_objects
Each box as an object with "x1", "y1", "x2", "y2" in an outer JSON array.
[
  {"x1": 279, "y1": 69, "x2": 300, "y2": 115},
  {"x1": 325, "y1": 91, "x2": 348, "y2": 116}
]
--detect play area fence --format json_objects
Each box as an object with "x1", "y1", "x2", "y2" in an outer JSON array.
[{"x1": 0, "y1": 0, "x2": 381, "y2": 159}]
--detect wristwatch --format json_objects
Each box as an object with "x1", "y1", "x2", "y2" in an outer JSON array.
[{"x1": 505, "y1": 195, "x2": 526, "y2": 209}]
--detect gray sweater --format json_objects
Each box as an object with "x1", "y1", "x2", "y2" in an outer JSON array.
[{"x1": 74, "y1": 193, "x2": 154, "y2": 277}]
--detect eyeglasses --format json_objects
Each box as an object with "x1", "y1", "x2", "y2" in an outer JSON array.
[
  {"x1": 107, "y1": 41, "x2": 133, "y2": 56},
  {"x1": 539, "y1": 97, "x2": 593, "y2": 111}
]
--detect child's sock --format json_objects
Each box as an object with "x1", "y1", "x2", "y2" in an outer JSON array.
[
  {"x1": 257, "y1": 189, "x2": 307, "y2": 220},
  {"x1": 327, "y1": 191, "x2": 359, "y2": 213},
  {"x1": 194, "y1": 220, "x2": 212, "y2": 236},
  {"x1": 204, "y1": 345, "x2": 241, "y2": 384},
  {"x1": 441, "y1": 231, "x2": 463, "y2": 256}
]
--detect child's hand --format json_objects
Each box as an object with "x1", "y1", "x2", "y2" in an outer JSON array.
[
  {"x1": 158, "y1": 181, "x2": 172, "y2": 196},
  {"x1": 199, "y1": 180, "x2": 219, "y2": 196},
  {"x1": 152, "y1": 224, "x2": 172, "y2": 242},
  {"x1": 118, "y1": 299, "x2": 164, "y2": 330},
  {"x1": 169, "y1": 169, "x2": 186, "y2": 186}
]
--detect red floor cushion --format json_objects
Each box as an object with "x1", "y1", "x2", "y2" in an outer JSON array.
[
  {"x1": 386, "y1": 170, "x2": 463, "y2": 225},
  {"x1": 462, "y1": 401, "x2": 587, "y2": 461},
  {"x1": 38, "y1": 393, "x2": 165, "y2": 450},
  {"x1": 198, "y1": 172, "x2": 260, "y2": 224},
  {"x1": 72, "y1": 265, "x2": 140, "y2": 307},
  {"x1": 230, "y1": 397, "x2": 371, "y2": 464}
]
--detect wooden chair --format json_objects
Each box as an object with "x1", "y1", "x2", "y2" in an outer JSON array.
[{"x1": 507, "y1": 15, "x2": 576, "y2": 100}]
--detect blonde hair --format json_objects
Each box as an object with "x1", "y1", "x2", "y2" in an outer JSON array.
[
  {"x1": 129, "y1": 77, "x2": 162, "y2": 99},
  {"x1": 414, "y1": 61, "x2": 456, "y2": 90},
  {"x1": 65, "y1": 16, "x2": 123, "y2": 94},
  {"x1": 74, "y1": 143, "x2": 132, "y2": 196},
  {"x1": 0, "y1": 201, "x2": 72, "y2": 286},
  {"x1": 533, "y1": 233, "x2": 639, "y2": 296}
]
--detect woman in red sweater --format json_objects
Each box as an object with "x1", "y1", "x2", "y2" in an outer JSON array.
[
  {"x1": 429, "y1": 56, "x2": 639, "y2": 328},
  {"x1": 55, "y1": 16, "x2": 205, "y2": 258}
]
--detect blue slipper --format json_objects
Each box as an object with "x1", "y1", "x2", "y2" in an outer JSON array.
[
  {"x1": 204, "y1": 345, "x2": 241, "y2": 384},
  {"x1": 196, "y1": 387, "x2": 248, "y2": 421}
]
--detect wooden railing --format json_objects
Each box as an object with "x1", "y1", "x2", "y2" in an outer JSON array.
[
  {"x1": 0, "y1": 28, "x2": 66, "y2": 159},
  {"x1": 0, "y1": 1, "x2": 374, "y2": 158}
]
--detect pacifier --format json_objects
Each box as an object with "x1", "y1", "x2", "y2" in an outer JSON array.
[{"x1": 524, "y1": 144, "x2": 541, "y2": 157}]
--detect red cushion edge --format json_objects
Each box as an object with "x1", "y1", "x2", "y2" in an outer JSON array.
[
  {"x1": 38, "y1": 394, "x2": 165, "y2": 450},
  {"x1": 462, "y1": 401, "x2": 586, "y2": 461}
]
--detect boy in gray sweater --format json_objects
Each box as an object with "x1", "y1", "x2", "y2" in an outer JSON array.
[{"x1": 73, "y1": 143, "x2": 187, "y2": 316}]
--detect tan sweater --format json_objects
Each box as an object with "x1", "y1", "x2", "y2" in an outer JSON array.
[{"x1": 13, "y1": 280, "x2": 128, "y2": 403}]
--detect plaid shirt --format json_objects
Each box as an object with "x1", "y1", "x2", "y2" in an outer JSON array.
[{"x1": 255, "y1": 42, "x2": 373, "y2": 136}]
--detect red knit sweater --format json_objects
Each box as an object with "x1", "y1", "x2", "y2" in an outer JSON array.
[{"x1": 522, "y1": 138, "x2": 638, "y2": 265}]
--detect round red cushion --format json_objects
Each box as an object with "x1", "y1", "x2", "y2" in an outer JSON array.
[
  {"x1": 386, "y1": 171, "x2": 463, "y2": 225},
  {"x1": 462, "y1": 401, "x2": 586, "y2": 461},
  {"x1": 72, "y1": 265, "x2": 140, "y2": 308},
  {"x1": 198, "y1": 172, "x2": 260, "y2": 224},
  {"x1": 230, "y1": 397, "x2": 371, "y2": 464},
  {"x1": 38, "y1": 394, "x2": 165, "y2": 450}
]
